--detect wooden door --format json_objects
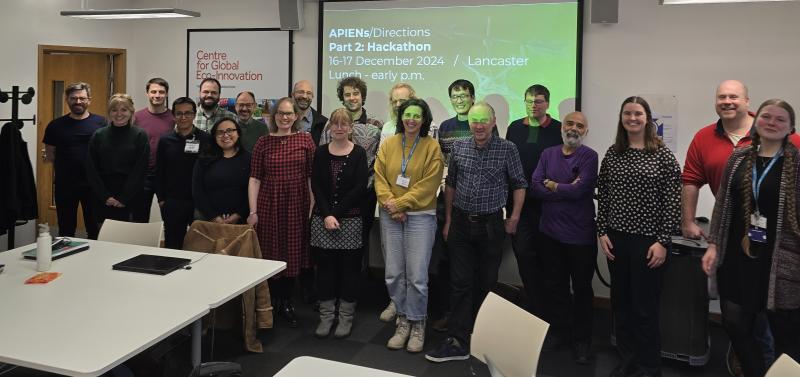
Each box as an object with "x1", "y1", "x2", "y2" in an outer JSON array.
[{"x1": 37, "y1": 45, "x2": 126, "y2": 231}]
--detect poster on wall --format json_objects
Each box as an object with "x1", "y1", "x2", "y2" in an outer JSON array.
[
  {"x1": 640, "y1": 93, "x2": 678, "y2": 154},
  {"x1": 187, "y1": 28, "x2": 292, "y2": 122}
]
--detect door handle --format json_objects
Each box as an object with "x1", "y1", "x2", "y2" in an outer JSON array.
[{"x1": 41, "y1": 148, "x2": 47, "y2": 161}]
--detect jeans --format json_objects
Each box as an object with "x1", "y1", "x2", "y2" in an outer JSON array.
[
  {"x1": 447, "y1": 208, "x2": 505, "y2": 347},
  {"x1": 379, "y1": 209, "x2": 436, "y2": 321}
]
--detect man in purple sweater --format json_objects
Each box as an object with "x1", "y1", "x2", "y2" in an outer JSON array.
[{"x1": 531, "y1": 111, "x2": 598, "y2": 365}]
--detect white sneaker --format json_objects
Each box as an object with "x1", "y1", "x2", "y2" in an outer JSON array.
[
  {"x1": 379, "y1": 301, "x2": 397, "y2": 322},
  {"x1": 387, "y1": 316, "x2": 410, "y2": 350}
]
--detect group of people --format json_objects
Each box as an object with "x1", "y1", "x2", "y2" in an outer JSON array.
[{"x1": 42, "y1": 75, "x2": 799, "y2": 377}]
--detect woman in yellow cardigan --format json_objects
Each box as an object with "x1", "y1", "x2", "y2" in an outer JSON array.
[{"x1": 375, "y1": 98, "x2": 444, "y2": 353}]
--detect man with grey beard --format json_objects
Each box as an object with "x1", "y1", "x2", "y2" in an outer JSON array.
[{"x1": 530, "y1": 111, "x2": 598, "y2": 365}]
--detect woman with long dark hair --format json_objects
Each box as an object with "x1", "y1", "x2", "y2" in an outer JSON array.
[
  {"x1": 374, "y1": 98, "x2": 444, "y2": 353},
  {"x1": 597, "y1": 96, "x2": 681, "y2": 377},
  {"x1": 192, "y1": 118, "x2": 250, "y2": 224},
  {"x1": 703, "y1": 99, "x2": 800, "y2": 376}
]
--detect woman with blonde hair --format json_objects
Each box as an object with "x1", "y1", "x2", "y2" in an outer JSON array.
[
  {"x1": 310, "y1": 108, "x2": 368, "y2": 338},
  {"x1": 86, "y1": 93, "x2": 149, "y2": 226},
  {"x1": 703, "y1": 99, "x2": 800, "y2": 376}
]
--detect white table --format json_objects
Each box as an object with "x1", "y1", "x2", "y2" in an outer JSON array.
[
  {"x1": 0, "y1": 239, "x2": 285, "y2": 376},
  {"x1": 274, "y1": 356, "x2": 414, "y2": 377}
]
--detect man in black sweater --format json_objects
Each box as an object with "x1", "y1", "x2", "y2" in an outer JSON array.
[
  {"x1": 155, "y1": 97, "x2": 209, "y2": 249},
  {"x1": 504, "y1": 84, "x2": 563, "y2": 328}
]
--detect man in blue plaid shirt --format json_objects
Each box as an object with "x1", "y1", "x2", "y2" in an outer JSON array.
[{"x1": 426, "y1": 101, "x2": 527, "y2": 363}]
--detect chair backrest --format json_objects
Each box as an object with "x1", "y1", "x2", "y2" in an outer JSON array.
[
  {"x1": 98, "y1": 219, "x2": 164, "y2": 248},
  {"x1": 766, "y1": 354, "x2": 800, "y2": 377},
  {"x1": 471, "y1": 292, "x2": 549, "y2": 377}
]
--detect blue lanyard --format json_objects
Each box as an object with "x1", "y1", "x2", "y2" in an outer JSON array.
[
  {"x1": 401, "y1": 135, "x2": 420, "y2": 177},
  {"x1": 752, "y1": 148, "x2": 783, "y2": 211}
]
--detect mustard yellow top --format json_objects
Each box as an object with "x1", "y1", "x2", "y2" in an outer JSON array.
[{"x1": 374, "y1": 134, "x2": 444, "y2": 212}]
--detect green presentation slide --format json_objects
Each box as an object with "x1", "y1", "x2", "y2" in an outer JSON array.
[{"x1": 320, "y1": 1, "x2": 580, "y2": 124}]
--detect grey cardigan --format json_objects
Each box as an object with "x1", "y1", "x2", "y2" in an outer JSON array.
[{"x1": 708, "y1": 145, "x2": 800, "y2": 311}]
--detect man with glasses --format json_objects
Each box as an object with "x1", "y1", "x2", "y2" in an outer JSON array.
[
  {"x1": 438, "y1": 80, "x2": 498, "y2": 165},
  {"x1": 155, "y1": 97, "x2": 208, "y2": 249},
  {"x1": 234, "y1": 91, "x2": 267, "y2": 152},
  {"x1": 194, "y1": 77, "x2": 235, "y2": 132},
  {"x1": 132, "y1": 78, "x2": 174, "y2": 223},
  {"x1": 426, "y1": 102, "x2": 527, "y2": 363},
  {"x1": 504, "y1": 84, "x2": 563, "y2": 330},
  {"x1": 43, "y1": 82, "x2": 106, "y2": 239},
  {"x1": 292, "y1": 80, "x2": 329, "y2": 145}
]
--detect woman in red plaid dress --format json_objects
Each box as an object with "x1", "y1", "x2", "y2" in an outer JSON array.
[{"x1": 248, "y1": 97, "x2": 315, "y2": 327}]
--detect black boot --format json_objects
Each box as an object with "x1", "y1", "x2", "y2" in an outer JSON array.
[{"x1": 281, "y1": 298, "x2": 299, "y2": 328}]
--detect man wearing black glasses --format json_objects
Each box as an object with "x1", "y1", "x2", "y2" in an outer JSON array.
[
  {"x1": 154, "y1": 97, "x2": 209, "y2": 249},
  {"x1": 504, "y1": 84, "x2": 563, "y2": 332},
  {"x1": 43, "y1": 82, "x2": 106, "y2": 239},
  {"x1": 234, "y1": 91, "x2": 267, "y2": 152}
]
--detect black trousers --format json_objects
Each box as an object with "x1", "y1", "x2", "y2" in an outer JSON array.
[
  {"x1": 427, "y1": 198, "x2": 451, "y2": 319},
  {"x1": 447, "y1": 209, "x2": 505, "y2": 347},
  {"x1": 768, "y1": 309, "x2": 800, "y2": 364},
  {"x1": 314, "y1": 247, "x2": 362, "y2": 302},
  {"x1": 95, "y1": 200, "x2": 135, "y2": 226},
  {"x1": 54, "y1": 184, "x2": 99, "y2": 239},
  {"x1": 607, "y1": 230, "x2": 664, "y2": 375},
  {"x1": 130, "y1": 174, "x2": 155, "y2": 223},
  {"x1": 539, "y1": 233, "x2": 596, "y2": 342},
  {"x1": 511, "y1": 208, "x2": 545, "y2": 315},
  {"x1": 159, "y1": 198, "x2": 194, "y2": 250}
]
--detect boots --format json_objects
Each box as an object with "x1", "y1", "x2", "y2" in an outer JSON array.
[
  {"x1": 334, "y1": 301, "x2": 357, "y2": 339},
  {"x1": 387, "y1": 315, "x2": 411, "y2": 350},
  {"x1": 406, "y1": 320, "x2": 426, "y2": 353},
  {"x1": 315, "y1": 300, "x2": 336, "y2": 338},
  {"x1": 379, "y1": 301, "x2": 397, "y2": 322},
  {"x1": 280, "y1": 297, "x2": 299, "y2": 328}
]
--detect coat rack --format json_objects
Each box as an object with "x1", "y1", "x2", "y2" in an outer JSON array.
[{"x1": 0, "y1": 86, "x2": 36, "y2": 250}]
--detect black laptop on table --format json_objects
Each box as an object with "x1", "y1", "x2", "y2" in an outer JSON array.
[{"x1": 112, "y1": 254, "x2": 191, "y2": 275}]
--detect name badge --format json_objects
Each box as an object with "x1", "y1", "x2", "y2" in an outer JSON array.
[
  {"x1": 395, "y1": 175, "x2": 410, "y2": 188},
  {"x1": 750, "y1": 213, "x2": 767, "y2": 229},
  {"x1": 747, "y1": 226, "x2": 767, "y2": 244},
  {"x1": 184, "y1": 140, "x2": 200, "y2": 153}
]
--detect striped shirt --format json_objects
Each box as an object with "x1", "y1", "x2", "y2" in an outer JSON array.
[{"x1": 446, "y1": 135, "x2": 527, "y2": 214}]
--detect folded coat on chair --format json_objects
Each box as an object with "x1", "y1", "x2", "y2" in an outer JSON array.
[{"x1": 183, "y1": 220, "x2": 273, "y2": 353}]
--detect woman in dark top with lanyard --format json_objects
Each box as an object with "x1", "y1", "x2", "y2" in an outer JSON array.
[
  {"x1": 192, "y1": 118, "x2": 250, "y2": 224},
  {"x1": 703, "y1": 99, "x2": 800, "y2": 376},
  {"x1": 310, "y1": 108, "x2": 368, "y2": 339},
  {"x1": 597, "y1": 96, "x2": 681, "y2": 377},
  {"x1": 86, "y1": 93, "x2": 149, "y2": 226}
]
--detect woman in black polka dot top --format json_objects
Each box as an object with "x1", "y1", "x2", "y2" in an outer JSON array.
[{"x1": 597, "y1": 96, "x2": 681, "y2": 377}]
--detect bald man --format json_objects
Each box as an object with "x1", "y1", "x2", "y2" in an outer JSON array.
[
  {"x1": 530, "y1": 111, "x2": 598, "y2": 364},
  {"x1": 292, "y1": 80, "x2": 328, "y2": 144}
]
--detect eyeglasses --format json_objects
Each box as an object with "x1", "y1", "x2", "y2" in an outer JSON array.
[
  {"x1": 215, "y1": 128, "x2": 238, "y2": 137},
  {"x1": 174, "y1": 112, "x2": 196, "y2": 118},
  {"x1": 450, "y1": 94, "x2": 471, "y2": 102},
  {"x1": 277, "y1": 111, "x2": 296, "y2": 118},
  {"x1": 68, "y1": 96, "x2": 90, "y2": 103},
  {"x1": 524, "y1": 99, "x2": 547, "y2": 105}
]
